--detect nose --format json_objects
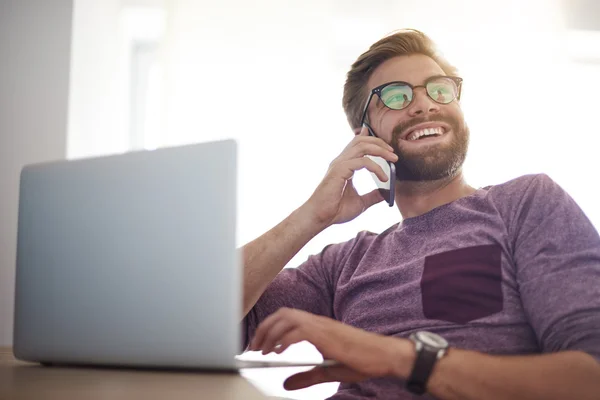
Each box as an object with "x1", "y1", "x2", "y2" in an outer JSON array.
[{"x1": 407, "y1": 87, "x2": 440, "y2": 117}]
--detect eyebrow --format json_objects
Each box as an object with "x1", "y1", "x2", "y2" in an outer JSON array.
[{"x1": 377, "y1": 74, "x2": 447, "y2": 88}]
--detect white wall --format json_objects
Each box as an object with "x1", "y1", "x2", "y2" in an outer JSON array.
[
  {"x1": 67, "y1": 0, "x2": 129, "y2": 159},
  {"x1": 0, "y1": 0, "x2": 74, "y2": 346}
]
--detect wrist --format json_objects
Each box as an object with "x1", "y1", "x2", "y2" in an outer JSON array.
[
  {"x1": 388, "y1": 337, "x2": 416, "y2": 379},
  {"x1": 295, "y1": 202, "x2": 331, "y2": 233}
]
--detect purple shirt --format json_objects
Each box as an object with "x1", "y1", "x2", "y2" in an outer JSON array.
[{"x1": 244, "y1": 174, "x2": 600, "y2": 399}]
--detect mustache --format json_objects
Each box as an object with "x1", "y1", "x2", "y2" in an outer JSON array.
[{"x1": 392, "y1": 115, "x2": 458, "y2": 138}]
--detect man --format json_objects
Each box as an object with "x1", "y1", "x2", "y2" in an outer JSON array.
[{"x1": 242, "y1": 29, "x2": 600, "y2": 399}]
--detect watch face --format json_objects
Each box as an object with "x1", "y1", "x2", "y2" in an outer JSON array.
[{"x1": 417, "y1": 331, "x2": 448, "y2": 348}]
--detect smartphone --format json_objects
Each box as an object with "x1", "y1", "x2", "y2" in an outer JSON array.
[
  {"x1": 366, "y1": 154, "x2": 396, "y2": 207},
  {"x1": 363, "y1": 124, "x2": 395, "y2": 207}
]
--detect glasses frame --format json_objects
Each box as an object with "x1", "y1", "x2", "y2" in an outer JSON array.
[{"x1": 360, "y1": 75, "x2": 463, "y2": 129}]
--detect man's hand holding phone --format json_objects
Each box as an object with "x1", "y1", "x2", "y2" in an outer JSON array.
[{"x1": 301, "y1": 126, "x2": 398, "y2": 229}]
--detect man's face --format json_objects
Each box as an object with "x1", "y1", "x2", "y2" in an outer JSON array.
[{"x1": 364, "y1": 54, "x2": 469, "y2": 181}]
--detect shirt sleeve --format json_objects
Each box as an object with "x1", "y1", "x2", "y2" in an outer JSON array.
[
  {"x1": 242, "y1": 242, "x2": 342, "y2": 350},
  {"x1": 511, "y1": 174, "x2": 600, "y2": 361}
]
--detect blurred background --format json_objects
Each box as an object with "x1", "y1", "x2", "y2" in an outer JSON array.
[{"x1": 1, "y1": 0, "x2": 599, "y2": 398}]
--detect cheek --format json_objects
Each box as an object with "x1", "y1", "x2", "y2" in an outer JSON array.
[
  {"x1": 447, "y1": 103, "x2": 464, "y2": 120},
  {"x1": 377, "y1": 110, "x2": 405, "y2": 139}
]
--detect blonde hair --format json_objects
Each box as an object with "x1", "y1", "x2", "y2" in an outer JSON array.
[{"x1": 342, "y1": 29, "x2": 459, "y2": 130}]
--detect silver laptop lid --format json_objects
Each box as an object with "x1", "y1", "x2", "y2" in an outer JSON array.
[{"x1": 14, "y1": 140, "x2": 241, "y2": 369}]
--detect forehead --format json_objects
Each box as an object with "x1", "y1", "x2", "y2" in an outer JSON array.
[{"x1": 367, "y1": 54, "x2": 446, "y2": 89}]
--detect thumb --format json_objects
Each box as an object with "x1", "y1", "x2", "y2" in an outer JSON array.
[
  {"x1": 284, "y1": 367, "x2": 326, "y2": 390},
  {"x1": 284, "y1": 365, "x2": 367, "y2": 390},
  {"x1": 361, "y1": 188, "x2": 385, "y2": 209}
]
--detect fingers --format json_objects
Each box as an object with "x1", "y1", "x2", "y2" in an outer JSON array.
[
  {"x1": 354, "y1": 125, "x2": 369, "y2": 136},
  {"x1": 272, "y1": 329, "x2": 305, "y2": 354},
  {"x1": 284, "y1": 367, "x2": 328, "y2": 390},
  {"x1": 250, "y1": 308, "x2": 302, "y2": 353},
  {"x1": 338, "y1": 140, "x2": 397, "y2": 165},
  {"x1": 249, "y1": 312, "x2": 281, "y2": 351},
  {"x1": 343, "y1": 129, "x2": 393, "y2": 152},
  {"x1": 332, "y1": 157, "x2": 388, "y2": 183},
  {"x1": 361, "y1": 188, "x2": 385, "y2": 208},
  {"x1": 258, "y1": 319, "x2": 295, "y2": 355}
]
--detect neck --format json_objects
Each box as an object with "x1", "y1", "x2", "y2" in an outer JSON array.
[{"x1": 394, "y1": 170, "x2": 476, "y2": 219}]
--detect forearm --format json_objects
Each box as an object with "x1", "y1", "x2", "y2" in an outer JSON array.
[
  {"x1": 241, "y1": 205, "x2": 326, "y2": 316},
  {"x1": 393, "y1": 342, "x2": 600, "y2": 400}
]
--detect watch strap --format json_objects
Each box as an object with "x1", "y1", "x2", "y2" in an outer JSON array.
[{"x1": 405, "y1": 343, "x2": 440, "y2": 395}]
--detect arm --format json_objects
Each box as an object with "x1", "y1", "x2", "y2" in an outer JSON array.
[
  {"x1": 427, "y1": 347, "x2": 600, "y2": 400},
  {"x1": 241, "y1": 127, "x2": 396, "y2": 316},
  {"x1": 242, "y1": 206, "x2": 325, "y2": 316},
  {"x1": 398, "y1": 341, "x2": 600, "y2": 400},
  {"x1": 250, "y1": 308, "x2": 600, "y2": 400}
]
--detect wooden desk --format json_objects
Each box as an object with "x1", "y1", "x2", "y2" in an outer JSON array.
[{"x1": 0, "y1": 347, "x2": 268, "y2": 400}]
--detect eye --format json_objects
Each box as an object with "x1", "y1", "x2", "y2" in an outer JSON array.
[
  {"x1": 427, "y1": 79, "x2": 457, "y2": 103},
  {"x1": 380, "y1": 84, "x2": 412, "y2": 109},
  {"x1": 385, "y1": 94, "x2": 408, "y2": 108}
]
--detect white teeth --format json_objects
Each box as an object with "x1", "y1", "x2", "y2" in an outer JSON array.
[{"x1": 407, "y1": 127, "x2": 444, "y2": 141}]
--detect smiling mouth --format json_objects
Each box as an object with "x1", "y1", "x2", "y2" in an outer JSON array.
[{"x1": 404, "y1": 126, "x2": 448, "y2": 142}]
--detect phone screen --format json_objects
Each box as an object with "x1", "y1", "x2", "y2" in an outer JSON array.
[{"x1": 365, "y1": 155, "x2": 395, "y2": 207}]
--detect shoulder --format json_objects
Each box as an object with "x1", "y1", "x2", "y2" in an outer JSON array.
[
  {"x1": 486, "y1": 173, "x2": 566, "y2": 210},
  {"x1": 488, "y1": 173, "x2": 556, "y2": 196},
  {"x1": 316, "y1": 225, "x2": 397, "y2": 267},
  {"x1": 485, "y1": 173, "x2": 586, "y2": 237},
  {"x1": 321, "y1": 229, "x2": 380, "y2": 258}
]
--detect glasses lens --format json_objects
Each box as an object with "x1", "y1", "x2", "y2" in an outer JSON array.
[
  {"x1": 426, "y1": 77, "x2": 458, "y2": 104},
  {"x1": 380, "y1": 83, "x2": 413, "y2": 110}
]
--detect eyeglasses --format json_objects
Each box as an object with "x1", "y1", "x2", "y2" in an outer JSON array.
[{"x1": 360, "y1": 75, "x2": 463, "y2": 125}]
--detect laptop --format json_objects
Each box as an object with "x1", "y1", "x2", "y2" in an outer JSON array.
[{"x1": 13, "y1": 139, "x2": 335, "y2": 370}]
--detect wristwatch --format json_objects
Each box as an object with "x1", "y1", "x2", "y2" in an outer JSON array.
[{"x1": 405, "y1": 331, "x2": 449, "y2": 395}]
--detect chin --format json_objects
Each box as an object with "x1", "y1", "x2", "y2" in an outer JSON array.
[{"x1": 395, "y1": 144, "x2": 468, "y2": 182}]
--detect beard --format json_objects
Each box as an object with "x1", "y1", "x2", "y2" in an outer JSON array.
[{"x1": 391, "y1": 114, "x2": 469, "y2": 182}]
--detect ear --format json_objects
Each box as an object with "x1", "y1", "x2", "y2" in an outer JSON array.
[{"x1": 354, "y1": 125, "x2": 370, "y2": 137}]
